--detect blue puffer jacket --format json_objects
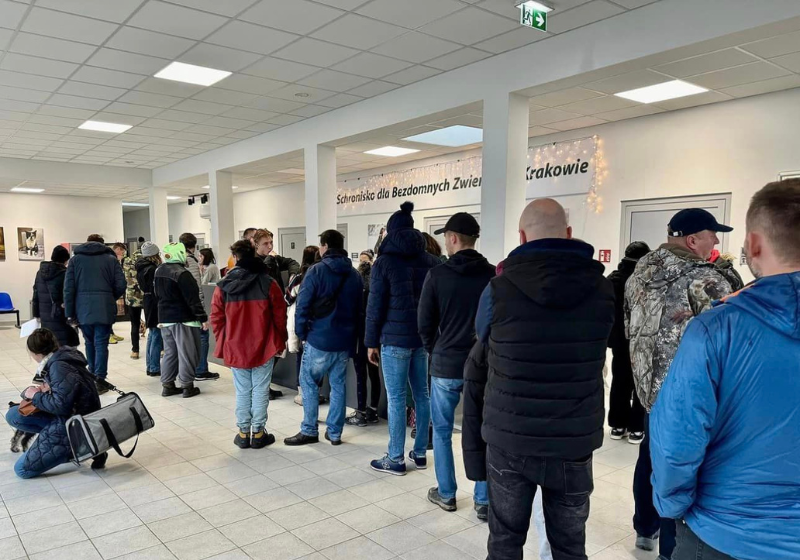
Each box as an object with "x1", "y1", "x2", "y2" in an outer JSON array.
[
  {"x1": 64, "y1": 242, "x2": 126, "y2": 325},
  {"x1": 294, "y1": 249, "x2": 363, "y2": 354},
  {"x1": 651, "y1": 272, "x2": 800, "y2": 560},
  {"x1": 365, "y1": 228, "x2": 441, "y2": 348},
  {"x1": 20, "y1": 348, "x2": 101, "y2": 477}
]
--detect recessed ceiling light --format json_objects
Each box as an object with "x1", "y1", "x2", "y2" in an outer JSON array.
[
  {"x1": 122, "y1": 202, "x2": 149, "y2": 207},
  {"x1": 11, "y1": 187, "x2": 44, "y2": 193},
  {"x1": 515, "y1": 1, "x2": 553, "y2": 13},
  {"x1": 404, "y1": 125, "x2": 483, "y2": 147},
  {"x1": 78, "y1": 120, "x2": 132, "y2": 133},
  {"x1": 155, "y1": 61, "x2": 231, "y2": 87},
  {"x1": 167, "y1": 196, "x2": 182, "y2": 200},
  {"x1": 365, "y1": 146, "x2": 421, "y2": 157},
  {"x1": 614, "y1": 80, "x2": 708, "y2": 104}
]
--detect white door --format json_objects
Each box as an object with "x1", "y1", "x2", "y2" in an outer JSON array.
[
  {"x1": 423, "y1": 213, "x2": 481, "y2": 254},
  {"x1": 279, "y1": 227, "x2": 306, "y2": 264},
  {"x1": 621, "y1": 194, "x2": 732, "y2": 256}
]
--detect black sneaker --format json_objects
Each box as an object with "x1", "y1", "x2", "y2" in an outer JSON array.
[
  {"x1": 234, "y1": 431, "x2": 251, "y2": 449},
  {"x1": 408, "y1": 450, "x2": 427, "y2": 470},
  {"x1": 183, "y1": 385, "x2": 200, "y2": 398},
  {"x1": 475, "y1": 503, "x2": 489, "y2": 521},
  {"x1": 95, "y1": 380, "x2": 109, "y2": 395},
  {"x1": 251, "y1": 430, "x2": 276, "y2": 449},
  {"x1": 195, "y1": 371, "x2": 219, "y2": 381},
  {"x1": 427, "y1": 487, "x2": 457, "y2": 512},
  {"x1": 91, "y1": 452, "x2": 109, "y2": 470},
  {"x1": 370, "y1": 454, "x2": 406, "y2": 476},
  {"x1": 146, "y1": 371, "x2": 160, "y2": 377},
  {"x1": 32, "y1": 374, "x2": 44, "y2": 384},
  {"x1": 365, "y1": 408, "x2": 379, "y2": 424},
  {"x1": 324, "y1": 430, "x2": 342, "y2": 446},
  {"x1": 284, "y1": 432, "x2": 319, "y2": 446},
  {"x1": 162, "y1": 382, "x2": 182, "y2": 397},
  {"x1": 345, "y1": 411, "x2": 367, "y2": 427},
  {"x1": 628, "y1": 432, "x2": 645, "y2": 445},
  {"x1": 610, "y1": 428, "x2": 627, "y2": 440},
  {"x1": 269, "y1": 388, "x2": 283, "y2": 400}
]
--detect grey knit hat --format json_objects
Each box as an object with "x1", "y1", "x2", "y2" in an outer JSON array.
[{"x1": 140, "y1": 241, "x2": 159, "y2": 257}]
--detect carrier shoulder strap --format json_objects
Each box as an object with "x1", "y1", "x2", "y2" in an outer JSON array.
[{"x1": 99, "y1": 406, "x2": 144, "y2": 458}]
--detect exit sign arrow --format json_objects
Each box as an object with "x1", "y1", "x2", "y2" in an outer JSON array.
[{"x1": 519, "y1": 3, "x2": 548, "y2": 32}]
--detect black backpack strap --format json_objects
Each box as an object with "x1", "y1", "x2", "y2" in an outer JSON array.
[
  {"x1": 331, "y1": 271, "x2": 350, "y2": 301},
  {"x1": 99, "y1": 406, "x2": 144, "y2": 458}
]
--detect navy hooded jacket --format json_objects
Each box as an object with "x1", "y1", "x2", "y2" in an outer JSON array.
[
  {"x1": 365, "y1": 228, "x2": 441, "y2": 349},
  {"x1": 64, "y1": 242, "x2": 126, "y2": 326},
  {"x1": 294, "y1": 249, "x2": 363, "y2": 353}
]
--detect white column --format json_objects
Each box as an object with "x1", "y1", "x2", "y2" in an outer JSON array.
[
  {"x1": 148, "y1": 186, "x2": 169, "y2": 248},
  {"x1": 304, "y1": 144, "x2": 337, "y2": 244},
  {"x1": 209, "y1": 170, "x2": 235, "y2": 260},
  {"x1": 480, "y1": 92, "x2": 530, "y2": 264}
]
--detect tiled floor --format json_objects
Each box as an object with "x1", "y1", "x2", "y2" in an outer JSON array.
[{"x1": 0, "y1": 323, "x2": 654, "y2": 560}]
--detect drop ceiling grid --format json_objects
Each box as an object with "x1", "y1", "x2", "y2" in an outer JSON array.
[{"x1": 0, "y1": 0, "x2": 663, "y2": 168}]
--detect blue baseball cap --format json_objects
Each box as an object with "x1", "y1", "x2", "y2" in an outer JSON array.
[{"x1": 668, "y1": 208, "x2": 733, "y2": 237}]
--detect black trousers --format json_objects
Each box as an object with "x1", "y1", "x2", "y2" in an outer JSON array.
[
  {"x1": 487, "y1": 446, "x2": 593, "y2": 560},
  {"x1": 354, "y1": 336, "x2": 381, "y2": 411},
  {"x1": 128, "y1": 306, "x2": 142, "y2": 353},
  {"x1": 608, "y1": 343, "x2": 645, "y2": 432},
  {"x1": 673, "y1": 522, "x2": 734, "y2": 560}
]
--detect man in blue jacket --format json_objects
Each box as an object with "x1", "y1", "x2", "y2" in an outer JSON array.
[
  {"x1": 651, "y1": 179, "x2": 800, "y2": 560},
  {"x1": 285, "y1": 229, "x2": 362, "y2": 446},
  {"x1": 64, "y1": 234, "x2": 126, "y2": 394}
]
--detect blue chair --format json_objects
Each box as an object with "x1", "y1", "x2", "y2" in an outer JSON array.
[{"x1": 0, "y1": 292, "x2": 21, "y2": 328}]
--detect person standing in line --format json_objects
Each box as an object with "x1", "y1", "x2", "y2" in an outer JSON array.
[
  {"x1": 625, "y1": 208, "x2": 733, "y2": 558},
  {"x1": 122, "y1": 243, "x2": 144, "y2": 360},
  {"x1": 366, "y1": 202, "x2": 441, "y2": 475},
  {"x1": 110, "y1": 243, "x2": 128, "y2": 345},
  {"x1": 32, "y1": 246, "x2": 79, "y2": 352},
  {"x1": 285, "y1": 230, "x2": 362, "y2": 446},
  {"x1": 200, "y1": 248, "x2": 220, "y2": 285},
  {"x1": 286, "y1": 245, "x2": 319, "y2": 407},
  {"x1": 226, "y1": 228, "x2": 257, "y2": 273},
  {"x1": 154, "y1": 242, "x2": 207, "y2": 399},
  {"x1": 136, "y1": 242, "x2": 162, "y2": 377},
  {"x1": 211, "y1": 240, "x2": 287, "y2": 449},
  {"x1": 606, "y1": 241, "x2": 650, "y2": 444},
  {"x1": 469, "y1": 199, "x2": 615, "y2": 559},
  {"x1": 417, "y1": 213, "x2": 495, "y2": 518},
  {"x1": 708, "y1": 249, "x2": 745, "y2": 292},
  {"x1": 180, "y1": 233, "x2": 219, "y2": 382},
  {"x1": 346, "y1": 250, "x2": 381, "y2": 427},
  {"x1": 64, "y1": 234, "x2": 126, "y2": 395},
  {"x1": 650, "y1": 180, "x2": 800, "y2": 560}
]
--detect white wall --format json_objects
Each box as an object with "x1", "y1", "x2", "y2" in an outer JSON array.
[
  {"x1": 123, "y1": 209, "x2": 150, "y2": 242},
  {"x1": 168, "y1": 202, "x2": 212, "y2": 246},
  {"x1": 0, "y1": 194, "x2": 124, "y2": 322}
]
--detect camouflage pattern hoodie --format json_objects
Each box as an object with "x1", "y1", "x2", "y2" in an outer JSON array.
[
  {"x1": 624, "y1": 243, "x2": 731, "y2": 411},
  {"x1": 123, "y1": 250, "x2": 143, "y2": 308}
]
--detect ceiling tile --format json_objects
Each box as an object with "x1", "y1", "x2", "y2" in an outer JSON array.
[
  {"x1": 0, "y1": 99, "x2": 41, "y2": 113},
  {"x1": 47, "y1": 94, "x2": 110, "y2": 111},
  {"x1": 35, "y1": 0, "x2": 145, "y2": 23},
  {"x1": 331, "y1": 52, "x2": 412, "y2": 79},
  {"x1": 163, "y1": 0, "x2": 259, "y2": 17},
  {"x1": 1, "y1": 53, "x2": 79, "y2": 79},
  {"x1": 311, "y1": 14, "x2": 406, "y2": 50},
  {"x1": 127, "y1": 1, "x2": 227, "y2": 40},
  {"x1": 205, "y1": 21, "x2": 298, "y2": 56},
  {"x1": 0, "y1": 0, "x2": 28, "y2": 30},
  {"x1": 203, "y1": 115, "x2": 257, "y2": 129},
  {"x1": 102, "y1": 102, "x2": 163, "y2": 117},
  {"x1": 372, "y1": 32, "x2": 460, "y2": 63},
  {"x1": 106, "y1": 27, "x2": 196, "y2": 59},
  {"x1": 289, "y1": 104, "x2": 331, "y2": 117},
  {"x1": 242, "y1": 57, "x2": 318, "y2": 82},
  {"x1": 347, "y1": 80, "x2": 397, "y2": 97},
  {"x1": 71, "y1": 66, "x2": 147, "y2": 89},
  {"x1": 585, "y1": 69, "x2": 671, "y2": 94},
  {"x1": 246, "y1": 96, "x2": 304, "y2": 112},
  {"x1": 219, "y1": 107, "x2": 277, "y2": 121},
  {"x1": 266, "y1": 114, "x2": 305, "y2": 125},
  {"x1": 126, "y1": 126, "x2": 175, "y2": 138},
  {"x1": 530, "y1": 107, "x2": 583, "y2": 125},
  {"x1": 547, "y1": 0, "x2": 625, "y2": 34},
  {"x1": 273, "y1": 38, "x2": 360, "y2": 67},
  {"x1": 558, "y1": 95, "x2": 637, "y2": 114},
  {"x1": 241, "y1": 0, "x2": 344, "y2": 35},
  {"x1": 0, "y1": 85, "x2": 51, "y2": 103},
  {"x1": 473, "y1": 27, "x2": 548, "y2": 54},
  {"x1": 315, "y1": 0, "x2": 370, "y2": 9},
  {"x1": 185, "y1": 124, "x2": 235, "y2": 136},
  {"x1": 21, "y1": 7, "x2": 119, "y2": 45},
  {"x1": 193, "y1": 88, "x2": 258, "y2": 106},
  {"x1": 595, "y1": 104, "x2": 664, "y2": 121},
  {"x1": 740, "y1": 31, "x2": 800, "y2": 59},
  {"x1": 770, "y1": 51, "x2": 800, "y2": 73},
  {"x1": 0, "y1": 69, "x2": 63, "y2": 92},
  {"x1": 0, "y1": 27, "x2": 12, "y2": 50},
  {"x1": 268, "y1": 84, "x2": 335, "y2": 103},
  {"x1": 135, "y1": 77, "x2": 204, "y2": 97},
  {"x1": 382, "y1": 65, "x2": 441, "y2": 85},
  {"x1": 215, "y1": 74, "x2": 286, "y2": 95},
  {"x1": 140, "y1": 118, "x2": 192, "y2": 131},
  {"x1": 87, "y1": 48, "x2": 170, "y2": 76},
  {"x1": 719, "y1": 74, "x2": 800, "y2": 98},
  {"x1": 315, "y1": 92, "x2": 362, "y2": 108},
  {"x1": 118, "y1": 90, "x2": 182, "y2": 108},
  {"x1": 9, "y1": 33, "x2": 97, "y2": 64},
  {"x1": 298, "y1": 70, "x2": 371, "y2": 92},
  {"x1": 426, "y1": 48, "x2": 490, "y2": 71},
  {"x1": 529, "y1": 87, "x2": 604, "y2": 107},
  {"x1": 58, "y1": 81, "x2": 128, "y2": 101},
  {"x1": 655, "y1": 49, "x2": 759, "y2": 79},
  {"x1": 172, "y1": 99, "x2": 233, "y2": 115},
  {"x1": 548, "y1": 115, "x2": 606, "y2": 131},
  {"x1": 419, "y1": 7, "x2": 517, "y2": 46},
  {"x1": 652, "y1": 90, "x2": 733, "y2": 111},
  {"x1": 689, "y1": 62, "x2": 790, "y2": 90},
  {"x1": 357, "y1": 0, "x2": 464, "y2": 28},
  {"x1": 179, "y1": 43, "x2": 262, "y2": 72},
  {"x1": 37, "y1": 105, "x2": 96, "y2": 119},
  {"x1": 610, "y1": 0, "x2": 659, "y2": 7}
]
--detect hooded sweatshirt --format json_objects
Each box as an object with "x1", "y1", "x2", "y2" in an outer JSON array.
[
  {"x1": 418, "y1": 249, "x2": 495, "y2": 379},
  {"x1": 154, "y1": 243, "x2": 207, "y2": 326},
  {"x1": 651, "y1": 272, "x2": 800, "y2": 560},
  {"x1": 64, "y1": 241, "x2": 126, "y2": 325}
]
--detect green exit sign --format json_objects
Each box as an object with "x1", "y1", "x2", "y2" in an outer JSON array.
[{"x1": 520, "y1": 3, "x2": 547, "y2": 32}]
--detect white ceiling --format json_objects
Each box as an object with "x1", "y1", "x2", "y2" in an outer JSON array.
[{"x1": 0, "y1": 0, "x2": 662, "y2": 169}]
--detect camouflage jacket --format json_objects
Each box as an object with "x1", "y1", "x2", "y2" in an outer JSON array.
[
  {"x1": 123, "y1": 251, "x2": 143, "y2": 307},
  {"x1": 624, "y1": 244, "x2": 731, "y2": 411}
]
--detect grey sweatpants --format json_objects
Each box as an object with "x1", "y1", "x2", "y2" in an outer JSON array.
[{"x1": 161, "y1": 324, "x2": 201, "y2": 387}]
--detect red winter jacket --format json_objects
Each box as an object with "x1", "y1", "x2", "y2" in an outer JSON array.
[{"x1": 210, "y1": 256, "x2": 287, "y2": 369}]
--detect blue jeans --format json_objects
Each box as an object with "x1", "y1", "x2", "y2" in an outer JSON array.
[
  {"x1": 232, "y1": 359, "x2": 274, "y2": 433},
  {"x1": 381, "y1": 345, "x2": 430, "y2": 462},
  {"x1": 431, "y1": 377, "x2": 488, "y2": 505},
  {"x1": 300, "y1": 343, "x2": 348, "y2": 440},
  {"x1": 196, "y1": 328, "x2": 210, "y2": 374},
  {"x1": 146, "y1": 328, "x2": 163, "y2": 373},
  {"x1": 6, "y1": 406, "x2": 69, "y2": 479},
  {"x1": 79, "y1": 323, "x2": 112, "y2": 379}
]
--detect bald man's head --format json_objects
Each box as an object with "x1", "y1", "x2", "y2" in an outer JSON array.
[{"x1": 519, "y1": 198, "x2": 571, "y2": 244}]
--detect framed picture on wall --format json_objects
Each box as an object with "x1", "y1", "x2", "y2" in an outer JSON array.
[
  {"x1": 17, "y1": 227, "x2": 44, "y2": 261},
  {"x1": 0, "y1": 227, "x2": 5, "y2": 261}
]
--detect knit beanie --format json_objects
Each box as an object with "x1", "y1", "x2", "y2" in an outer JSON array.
[
  {"x1": 387, "y1": 201, "x2": 415, "y2": 231},
  {"x1": 141, "y1": 241, "x2": 159, "y2": 258},
  {"x1": 51, "y1": 245, "x2": 70, "y2": 264},
  {"x1": 163, "y1": 242, "x2": 186, "y2": 264}
]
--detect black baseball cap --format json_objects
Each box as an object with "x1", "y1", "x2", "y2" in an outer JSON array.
[
  {"x1": 668, "y1": 208, "x2": 733, "y2": 237},
  {"x1": 434, "y1": 212, "x2": 480, "y2": 238}
]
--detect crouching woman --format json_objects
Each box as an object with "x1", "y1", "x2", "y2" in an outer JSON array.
[{"x1": 6, "y1": 328, "x2": 103, "y2": 478}]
